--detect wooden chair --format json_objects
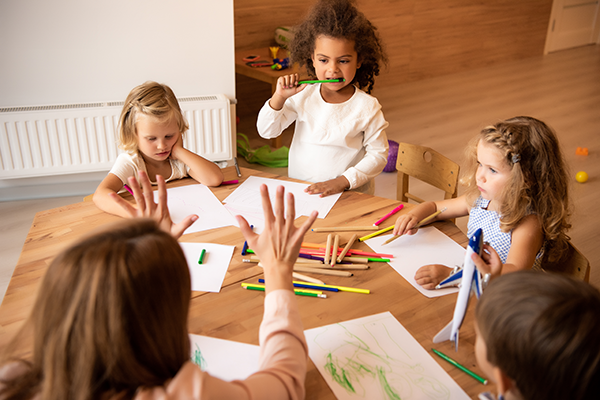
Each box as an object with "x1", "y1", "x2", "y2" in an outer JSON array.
[
  {"x1": 542, "y1": 241, "x2": 591, "y2": 282},
  {"x1": 395, "y1": 142, "x2": 460, "y2": 204}
]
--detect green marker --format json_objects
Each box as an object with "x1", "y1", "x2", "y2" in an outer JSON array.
[
  {"x1": 432, "y1": 348, "x2": 488, "y2": 385},
  {"x1": 367, "y1": 257, "x2": 391, "y2": 262},
  {"x1": 198, "y1": 249, "x2": 206, "y2": 264},
  {"x1": 298, "y1": 78, "x2": 345, "y2": 84}
]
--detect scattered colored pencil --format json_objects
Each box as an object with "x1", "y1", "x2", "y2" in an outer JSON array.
[
  {"x1": 242, "y1": 283, "x2": 327, "y2": 298},
  {"x1": 311, "y1": 226, "x2": 379, "y2": 232},
  {"x1": 198, "y1": 249, "x2": 206, "y2": 264},
  {"x1": 337, "y1": 234, "x2": 358, "y2": 263},
  {"x1": 373, "y1": 204, "x2": 404, "y2": 226},
  {"x1": 432, "y1": 349, "x2": 488, "y2": 385},
  {"x1": 358, "y1": 225, "x2": 395, "y2": 242}
]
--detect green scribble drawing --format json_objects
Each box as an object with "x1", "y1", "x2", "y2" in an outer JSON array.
[
  {"x1": 313, "y1": 316, "x2": 451, "y2": 399},
  {"x1": 191, "y1": 343, "x2": 207, "y2": 370}
]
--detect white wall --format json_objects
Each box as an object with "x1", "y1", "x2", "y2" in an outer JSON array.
[
  {"x1": 0, "y1": 0, "x2": 235, "y2": 200},
  {"x1": 0, "y1": 0, "x2": 235, "y2": 106}
]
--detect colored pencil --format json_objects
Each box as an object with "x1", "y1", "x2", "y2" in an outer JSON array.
[
  {"x1": 123, "y1": 184, "x2": 134, "y2": 195},
  {"x1": 298, "y1": 78, "x2": 345, "y2": 84},
  {"x1": 198, "y1": 249, "x2": 206, "y2": 264},
  {"x1": 373, "y1": 204, "x2": 404, "y2": 226},
  {"x1": 242, "y1": 283, "x2": 327, "y2": 298},
  {"x1": 259, "y1": 278, "x2": 340, "y2": 292},
  {"x1": 358, "y1": 225, "x2": 395, "y2": 242},
  {"x1": 293, "y1": 266, "x2": 352, "y2": 277},
  {"x1": 324, "y1": 234, "x2": 332, "y2": 265},
  {"x1": 292, "y1": 272, "x2": 324, "y2": 285},
  {"x1": 291, "y1": 281, "x2": 370, "y2": 294},
  {"x1": 299, "y1": 263, "x2": 369, "y2": 270},
  {"x1": 432, "y1": 349, "x2": 488, "y2": 385},
  {"x1": 331, "y1": 235, "x2": 340, "y2": 266},
  {"x1": 311, "y1": 226, "x2": 379, "y2": 232},
  {"x1": 222, "y1": 179, "x2": 239, "y2": 185},
  {"x1": 383, "y1": 207, "x2": 447, "y2": 245},
  {"x1": 337, "y1": 234, "x2": 358, "y2": 263}
]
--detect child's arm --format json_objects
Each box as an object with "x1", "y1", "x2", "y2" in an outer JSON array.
[
  {"x1": 392, "y1": 195, "x2": 470, "y2": 236},
  {"x1": 93, "y1": 173, "x2": 134, "y2": 218},
  {"x1": 170, "y1": 134, "x2": 223, "y2": 186},
  {"x1": 397, "y1": 196, "x2": 470, "y2": 290},
  {"x1": 256, "y1": 74, "x2": 305, "y2": 139},
  {"x1": 503, "y1": 214, "x2": 544, "y2": 273},
  {"x1": 268, "y1": 74, "x2": 307, "y2": 111}
]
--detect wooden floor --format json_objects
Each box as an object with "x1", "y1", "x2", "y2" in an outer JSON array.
[{"x1": 237, "y1": 44, "x2": 600, "y2": 288}]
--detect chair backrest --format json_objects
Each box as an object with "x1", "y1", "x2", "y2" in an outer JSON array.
[
  {"x1": 395, "y1": 142, "x2": 460, "y2": 204},
  {"x1": 542, "y1": 241, "x2": 591, "y2": 282}
]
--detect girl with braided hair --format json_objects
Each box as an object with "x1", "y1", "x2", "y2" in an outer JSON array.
[
  {"x1": 393, "y1": 116, "x2": 571, "y2": 290},
  {"x1": 94, "y1": 81, "x2": 223, "y2": 218}
]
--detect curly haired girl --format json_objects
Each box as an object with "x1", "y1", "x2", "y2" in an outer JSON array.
[
  {"x1": 257, "y1": 0, "x2": 389, "y2": 196},
  {"x1": 393, "y1": 116, "x2": 571, "y2": 289}
]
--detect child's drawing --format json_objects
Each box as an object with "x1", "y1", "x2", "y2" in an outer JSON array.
[
  {"x1": 304, "y1": 312, "x2": 470, "y2": 400},
  {"x1": 191, "y1": 343, "x2": 207, "y2": 370}
]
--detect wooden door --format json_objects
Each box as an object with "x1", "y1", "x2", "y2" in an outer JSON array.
[{"x1": 544, "y1": 0, "x2": 600, "y2": 53}]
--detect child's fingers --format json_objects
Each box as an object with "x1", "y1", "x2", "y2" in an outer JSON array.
[
  {"x1": 155, "y1": 175, "x2": 169, "y2": 216},
  {"x1": 108, "y1": 192, "x2": 136, "y2": 216},
  {"x1": 171, "y1": 214, "x2": 198, "y2": 239},
  {"x1": 259, "y1": 184, "x2": 275, "y2": 227},
  {"x1": 128, "y1": 175, "x2": 146, "y2": 213}
]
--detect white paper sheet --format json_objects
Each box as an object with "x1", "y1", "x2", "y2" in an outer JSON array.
[
  {"x1": 189, "y1": 333, "x2": 260, "y2": 381},
  {"x1": 179, "y1": 242, "x2": 235, "y2": 292},
  {"x1": 366, "y1": 227, "x2": 464, "y2": 298},
  {"x1": 304, "y1": 312, "x2": 470, "y2": 400},
  {"x1": 155, "y1": 184, "x2": 238, "y2": 234},
  {"x1": 223, "y1": 176, "x2": 341, "y2": 232}
]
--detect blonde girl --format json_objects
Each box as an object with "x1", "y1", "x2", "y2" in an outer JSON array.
[
  {"x1": 257, "y1": 0, "x2": 389, "y2": 197},
  {"x1": 94, "y1": 81, "x2": 223, "y2": 217},
  {"x1": 475, "y1": 271, "x2": 600, "y2": 400},
  {"x1": 0, "y1": 172, "x2": 317, "y2": 400},
  {"x1": 393, "y1": 116, "x2": 571, "y2": 289}
]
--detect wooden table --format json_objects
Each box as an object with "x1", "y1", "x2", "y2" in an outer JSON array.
[
  {"x1": 0, "y1": 167, "x2": 492, "y2": 399},
  {"x1": 235, "y1": 48, "x2": 308, "y2": 148}
]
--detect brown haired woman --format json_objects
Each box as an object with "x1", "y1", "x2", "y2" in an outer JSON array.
[{"x1": 0, "y1": 172, "x2": 317, "y2": 400}]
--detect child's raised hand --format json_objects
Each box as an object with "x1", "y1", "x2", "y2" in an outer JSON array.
[
  {"x1": 392, "y1": 213, "x2": 421, "y2": 236},
  {"x1": 305, "y1": 176, "x2": 350, "y2": 197},
  {"x1": 471, "y1": 243, "x2": 503, "y2": 280},
  {"x1": 414, "y1": 264, "x2": 453, "y2": 290},
  {"x1": 269, "y1": 74, "x2": 307, "y2": 110},
  {"x1": 109, "y1": 171, "x2": 198, "y2": 238},
  {"x1": 236, "y1": 184, "x2": 318, "y2": 293}
]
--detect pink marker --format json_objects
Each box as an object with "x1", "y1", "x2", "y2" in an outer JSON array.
[
  {"x1": 123, "y1": 184, "x2": 134, "y2": 195},
  {"x1": 222, "y1": 179, "x2": 239, "y2": 185},
  {"x1": 373, "y1": 204, "x2": 404, "y2": 226}
]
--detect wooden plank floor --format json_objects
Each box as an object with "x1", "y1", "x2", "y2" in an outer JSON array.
[{"x1": 237, "y1": 44, "x2": 600, "y2": 288}]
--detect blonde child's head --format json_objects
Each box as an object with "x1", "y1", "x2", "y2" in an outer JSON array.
[
  {"x1": 118, "y1": 81, "x2": 189, "y2": 153},
  {"x1": 290, "y1": 0, "x2": 387, "y2": 94},
  {"x1": 1, "y1": 219, "x2": 191, "y2": 399},
  {"x1": 475, "y1": 271, "x2": 600, "y2": 400},
  {"x1": 461, "y1": 116, "x2": 571, "y2": 259}
]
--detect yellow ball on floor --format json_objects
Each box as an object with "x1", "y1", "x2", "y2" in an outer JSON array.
[{"x1": 576, "y1": 171, "x2": 589, "y2": 183}]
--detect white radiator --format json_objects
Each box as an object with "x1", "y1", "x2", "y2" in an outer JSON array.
[{"x1": 0, "y1": 94, "x2": 235, "y2": 180}]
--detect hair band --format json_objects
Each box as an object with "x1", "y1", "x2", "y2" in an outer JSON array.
[{"x1": 511, "y1": 153, "x2": 520, "y2": 164}]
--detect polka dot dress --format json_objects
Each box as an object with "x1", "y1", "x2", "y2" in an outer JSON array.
[{"x1": 467, "y1": 196, "x2": 543, "y2": 269}]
